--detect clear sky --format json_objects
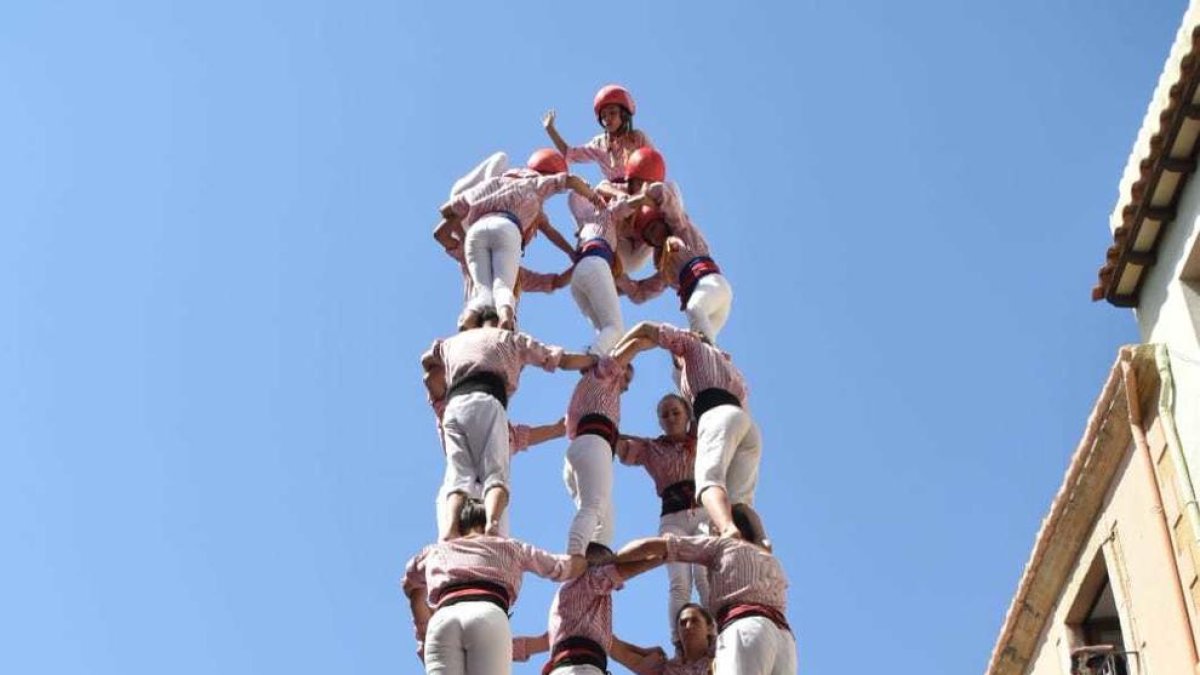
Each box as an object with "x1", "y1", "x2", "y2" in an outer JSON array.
[{"x1": 1, "y1": 1, "x2": 1186, "y2": 673}]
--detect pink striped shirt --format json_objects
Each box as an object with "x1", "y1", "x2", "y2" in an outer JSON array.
[
  {"x1": 646, "y1": 182, "x2": 710, "y2": 255},
  {"x1": 617, "y1": 435, "x2": 696, "y2": 495},
  {"x1": 654, "y1": 325, "x2": 748, "y2": 403},
  {"x1": 663, "y1": 657, "x2": 714, "y2": 675},
  {"x1": 404, "y1": 535, "x2": 574, "y2": 607},
  {"x1": 566, "y1": 130, "x2": 654, "y2": 181},
  {"x1": 547, "y1": 565, "x2": 625, "y2": 650},
  {"x1": 644, "y1": 183, "x2": 714, "y2": 290},
  {"x1": 664, "y1": 535, "x2": 788, "y2": 615},
  {"x1": 569, "y1": 192, "x2": 638, "y2": 249},
  {"x1": 446, "y1": 173, "x2": 569, "y2": 240},
  {"x1": 433, "y1": 327, "x2": 564, "y2": 396},
  {"x1": 565, "y1": 357, "x2": 625, "y2": 438}
]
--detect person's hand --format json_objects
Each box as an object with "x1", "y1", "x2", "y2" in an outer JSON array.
[
  {"x1": 554, "y1": 267, "x2": 574, "y2": 289},
  {"x1": 718, "y1": 524, "x2": 744, "y2": 541},
  {"x1": 553, "y1": 416, "x2": 567, "y2": 435},
  {"x1": 542, "y1": 109, "x2": 557, "y2": 130},
  {"x1": 513, "y1": 638, "x2": 531, "y2": 663},
  {"x1": 643, "y1": 643, "x2": 672, "y2": 662},
  {"x1": 566, "y1": 554, "x2": 587, "y2": 579}
]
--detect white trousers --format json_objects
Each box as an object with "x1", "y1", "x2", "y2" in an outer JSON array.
[
  {"x1": 714, "y1": 617, "x2": 797, "y2": 675},
  {"x1": 562, "y1": 434, "x2": 615, "y2": 555},
  {"x1": 442, "y1": 392, "x2": 510, "y2": 497},
  {"x1": 569, "y1": 255, "x2": 624, "y2": 354},
  {"x1": 464, "y1": 215, "x2": 522, "y2": 313},
  {"x1": 695, "y1": 405, "x2": 761, "y2": 505},
  {"x1": 659, "y1": 508, "x2": 712, "y2": 643},
  {"x1": 424, "y1": 601, "x2": 513, "y2": 675},
  {"x1": 685, "y1": 273, "x2": 733, "y2": 343}
]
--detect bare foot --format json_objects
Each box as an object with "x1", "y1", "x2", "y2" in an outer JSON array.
[
  {"x1": 498, "y1": 306, "x2": 516, "y2": 331},
  {"x1": 718, "y1": 525, "x2": 744, "y2": 541}
]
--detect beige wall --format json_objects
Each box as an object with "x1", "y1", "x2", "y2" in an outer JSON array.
[{"x1": 1022, "y1": 416, "x2": 1198, "y2": 675}]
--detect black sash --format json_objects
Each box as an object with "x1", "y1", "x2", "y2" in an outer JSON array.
[
  {"x1": 692, "y1": 387, "x2": 741, "y2": 421},
  {"x1": 434, "y1": 580, "x2": 511, "y2": 614},
  {"x1": 543, "y1": 636, "x2": 608, "y2": 674},
  {"x1": 575, "y1": 412, "x2": 619, "y2": 451},
  {"x1": 447, "y1": 371, "x2": 509, "y2": 409},
  {"x1": 660, "y1": 480, "x2": 697, "y2": 516}
]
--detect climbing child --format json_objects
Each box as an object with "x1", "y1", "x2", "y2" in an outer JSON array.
[
  {"x1": 543, "y1": 84, "x2": 654, "y2": 182},
  {"x1": 433, "y1": 149, "x2": 601, "y2": 329}
]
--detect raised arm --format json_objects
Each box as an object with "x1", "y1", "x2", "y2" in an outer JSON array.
[
  {"x1": 610, "y1": 321, "x2": 664, "y2": 364},
  {"x1": 517, "y1": 266, "x2": 559, "y2": 295},
  {"x1": 610, "y1": 635, "x2": 667, "y2": 675},
  {"x1": 525, "y1": 417, "x2": 567, "y2": 447},
  {"x1": 512, "y1": 631, "x2": 551, "y2": 663},
  {"x1": 615, "y1": 273, "x2": 667, "y2": 305},
  {"x1": 536, "y1": 214, "x2": 577, "y2": 259},
  {"x1": 615, "y1": 554, "x2": 666, "y2": 581},
  {"x1": 433, "y1": 213, "x2": 464, "y2": 253},
  {"x1": 566, "y1": 174, "x2": 605, "y2": 209},
  {"x1": 559, "y1": 350, "x2": 600, "y2": 372},
  {"x1": 421, "y1": 343, "x2": 446, "y2": 402},
  {"x1": 614, "y1": 435, "x2": 652, "y2": 466},
  {"x1": 541, "y1": 110, "x2": 570, "y2": 155},
  {"x1": 402, "y1": 553, "x2": 433, "y2": 661},
  {"x1": 615, "y1": 536, "x2": 669, "y2": 564},
  {"x1": 405, "y1": 584, "x2": 432, "y2": 659}
]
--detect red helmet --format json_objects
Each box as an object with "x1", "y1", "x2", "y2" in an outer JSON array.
[
  {"x1": 526, "y1": 148, "x2": 567, "y2": 175},
  {"x1": 625, "y1": 147, "x2": 665, "y2": 182},
  {"x1": 633, "y1": 204, "x2": 666, "y2": 237},
  {"x1": 594, "y1": 84, "x2": 636, "y2": 118}
]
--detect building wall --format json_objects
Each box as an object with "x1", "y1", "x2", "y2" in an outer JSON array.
[
  {"x1": 1023, "y1": 424, "x2": 1197, "y2": 675},
  {"x1": 1135, "y1": 175, "x2": 1200, "y2": 488}
]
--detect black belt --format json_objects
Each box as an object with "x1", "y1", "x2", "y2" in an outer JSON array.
[
  {"x1": 447, "y1": 371, "x2": 509, "y2": 409},
  {"x1": 660, "y1": 480, "x2": 697, "y2": 516},
  {"x1": 575, "y1": 413, "x2": 619, "y2": 451},
  {"x1": 693, "y1": 387, "x2": 741, "y2": 421},
  {"x1": 576, "y1": 237, "x2": 615, "y2": 266},
  {"x1": 543, "y1": 636, "x2": 608, "y2": 674},
  {"x1": 677, "y1": 255, "x2": 721, "y2": 308},
  {"x1": 434, "y1": 580, "x2": 511, "y2": 615}
]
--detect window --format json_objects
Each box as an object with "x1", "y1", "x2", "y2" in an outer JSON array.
[{"x1": 1067, "y1": 555, "x2": 1131, "y2": 675}]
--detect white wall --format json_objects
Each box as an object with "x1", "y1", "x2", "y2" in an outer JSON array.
[{"x1": 1134, "y1": 174, "x2": 1200, "y2": 489}]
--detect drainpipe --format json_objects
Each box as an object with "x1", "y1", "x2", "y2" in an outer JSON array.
[
  {"x1": 1121, "y1": 348, "x2": 1198, "y2": 665},
  {"x1": 1156, "y1": 344, "x2": 1200, "y2": 547}
]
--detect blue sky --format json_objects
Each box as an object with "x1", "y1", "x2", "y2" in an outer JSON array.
[{"x1": 1, "y1": 1, "x2": 1184, "y2": 673}]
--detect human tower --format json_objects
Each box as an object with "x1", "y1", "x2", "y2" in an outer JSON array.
[{"x1": 403, "y1": 85, "x2": 798, "y2": 674}]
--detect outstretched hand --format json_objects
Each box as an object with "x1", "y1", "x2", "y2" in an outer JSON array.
[
  {"x1": 554, "y1": 267, "x2": 574, "y2": 289},
  {"x1": 542, "y1": 109, "x2": 556, "y2": 130}
]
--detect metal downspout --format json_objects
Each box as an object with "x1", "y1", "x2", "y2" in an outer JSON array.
[
  {"x1": 1121, "y1": 349, "x2": 1198, "y2": 665},
  {"x1": 1156, "y1": 344, "x2": 1200, "y2": 546}
]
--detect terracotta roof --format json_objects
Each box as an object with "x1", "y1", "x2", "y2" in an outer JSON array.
[
  {"x1": 1095, "y1": 8, "x2": 1200, "y2": 306},
  {"x1": 984, "y1": 346, "x2": 1159, "y2": 675}
]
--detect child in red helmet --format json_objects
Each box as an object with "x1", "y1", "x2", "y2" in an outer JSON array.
[
  {"x1": 433, "y1": 149, "x2": 601, "y2": 330},
  {"x1": 543, "y1": 84, "x2": 655, "y2": 182},
  {"x1": 618, "y1": 148, "x2": 735, "y2": 344}
]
